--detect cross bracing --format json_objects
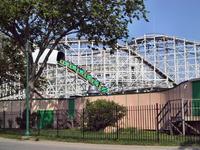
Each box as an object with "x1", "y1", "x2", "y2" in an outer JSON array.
[
  {"x1": 0, "y1": 34, "x2": 200, "y2": 99},
  {"x1": 130, "y1": 34, "x2": 200, "y2": 84}
]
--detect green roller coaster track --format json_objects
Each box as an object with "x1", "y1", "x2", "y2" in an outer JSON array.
[{"x1": 58, "y1": 59, "x2": 109, "y2": 94}]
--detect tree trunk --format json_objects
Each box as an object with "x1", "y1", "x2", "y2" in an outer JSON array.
[{"x1": 28, "y1": 80, "x2": 35, "y2": 113}]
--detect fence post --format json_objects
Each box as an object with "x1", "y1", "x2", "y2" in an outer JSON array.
[
  {"x1": 37, "y1": 113, "x2": 40, "y2": 136},
  {"x1": 54, "y1": 110, "x2": 58, "y2": 137},
  {"x1": 3, "y1": 111, "x2": 5, "y2": 129},
  {"x1": 181, "y1": 98, "x2": 186, "y2": 135},
  {"x1": 82, "y1": 108, "x2": 84, "y2": 140},
  {"x1": 116, "y1": 106, "x2": 119, "y2": 140},
  {"x1": 156, "y1": 103, "x2": 159, "y2": 143}
]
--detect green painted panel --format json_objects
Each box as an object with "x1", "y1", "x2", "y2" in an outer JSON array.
[
  {"x1": 192, "y1": 81, "x2": 200, "y2": 116},
  {"x1": 37, "y1": 110, "x2": 54, "y2": 129},
  {"x1": 68, "y1": 99, "x2": 75, "y2": 119}
]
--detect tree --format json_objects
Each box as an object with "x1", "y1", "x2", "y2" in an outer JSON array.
[
  {"x1": 0, "y1": 0, "x2": 147, "y2": 97},
  {"x1": 84, "y1": 99, "x2": 126, "y2": 131},
  {"x1": 0, "y1": 35, "x2": 46, "y2": 96},
  {"x1": 0, "y1": 36, "x2": 25, "y2": 84}
]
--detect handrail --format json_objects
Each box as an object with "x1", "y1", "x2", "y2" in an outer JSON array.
[
  {"x1": 157, "y1": 101, "x2": 171, "y2": 124},
  {"x1": 173, "y1": 102, "x2": 188, "y2": 119}
]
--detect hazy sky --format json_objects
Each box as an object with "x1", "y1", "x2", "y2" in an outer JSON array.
[{"x1": 128, "y1": 0, "x2": 200, "y2": 41}]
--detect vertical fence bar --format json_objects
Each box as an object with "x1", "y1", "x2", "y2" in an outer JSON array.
[
  {"x1": 153, "y1": 104, "x2": 155, "y2": 141},
  {"x1": 137, "y1": 105, "x2": 139, "y2": 140},
  {"x1": 139, "y1": 105, "x2": 142, "y2": 141},
  {"x1": 141, "y1": 105, "x2": 144, "y2": 140},
  {"x1": 146, "y1": 105, "x2": 149, "y2": 141},
  {"x1": 56, "y1": 110, "x2": 59, "y2": 137},
  {"x1": 156, "y1": 103, "x2": 159, "y2": 143},
  {"x1": 149, "y1": 105, "x2": 152, "y2": 140},
  {"x1": 38, "y1": 113, "x2": 40, "y2": 136},
  {"x1": 128, "y1": 106, "x2": 131, "y2": 140},
  {"x1": 82, "y1": 108, "x2": 84, "y2": 140},
  {"x1": 145, "y1": 105, "x2": 147, "y2": 140},
  {"x1": 131, "y1": 106, "x2": 133, "y2": 140},
  {"x1": 116, "y1": 106, "x2": 119, "y2": 140},
  {"x1": 3, "y1": 110, "x2": 5, "y2": 129},
  {"x1": 181, "y1": 98, "x2": 186, "y2": 136},
  {"x1": 134, "y1": 105, "x2": 136, "y2": 140},
  {"x1": 138, "y1": 105, "x2": 140, "y2": 140}
]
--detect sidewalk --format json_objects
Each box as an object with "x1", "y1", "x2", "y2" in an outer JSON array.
[{"x1": 0, "y1": 137, "x2": 199, "y2": 150}]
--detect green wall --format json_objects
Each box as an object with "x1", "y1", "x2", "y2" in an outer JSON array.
[
  {"x1": 192, "y1": 81, "x2": 200, "y2": 116},
  {"x1": 68, "y1": 99, "x2": 75, "y2": 119}
]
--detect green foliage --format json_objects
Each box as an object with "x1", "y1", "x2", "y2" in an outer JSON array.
[
  {"x1": 84, "y1": 99, "x2": 126, "y2": 131},
  {"x1": 0, "y1": 0, "x2": 147, "y2": 94},
  {"x1": 0, "y1": 36, "x2": 47, "y2": 92},
  {"x1": 0, "y1": 0, "x2": 147, "y2": 46},
  {"x1": 0, "y1": 36, "x2": 25, "y2": 84}
]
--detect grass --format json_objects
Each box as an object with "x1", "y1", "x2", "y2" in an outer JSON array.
[{"x1": 0, "y1": 128, "x2": 200, "y2": 146}]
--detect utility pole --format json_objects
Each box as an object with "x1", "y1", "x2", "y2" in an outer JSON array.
[{"x1": 25, "y1": 40, "x2": 30, "y2": 136}]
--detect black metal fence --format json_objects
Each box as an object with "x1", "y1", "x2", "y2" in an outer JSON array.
[{"x1": 0, "y1": 99, "x2": 200, "y2": 144}]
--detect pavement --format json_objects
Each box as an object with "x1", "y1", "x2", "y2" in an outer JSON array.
[{"x1": 0, "y1": 137, "x2": 200, "y2": 150}]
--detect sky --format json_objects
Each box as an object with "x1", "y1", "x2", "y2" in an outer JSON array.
[{"x1": 128, "y1": 0, "x2": 200, "y2": 41}]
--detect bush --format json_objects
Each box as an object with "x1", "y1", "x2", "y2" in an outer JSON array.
[
  {"x1": 8, "y1": 119, "x2": 13, "y2": 128},
  {"x1": 84, "y1": 99, "x2": 126, "y2": 131},
  {"x1": 16, "y1": 109, "x2": 38, "y2": 129},
  {"x1": 0, "y1": 119, "x2": 2, "y2": 128}
]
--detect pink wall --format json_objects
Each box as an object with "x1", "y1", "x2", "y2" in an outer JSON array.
[{"x1": 84, "y1": 81, "x2": 192, "y2": 107}]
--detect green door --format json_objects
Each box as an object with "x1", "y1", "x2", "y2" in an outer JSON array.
[
  {"x1": 37, "y1": 110, "x2": 54, "y2": 129},
  {"x1": 192, "y1": 81, "x2": 200, "y2": 116},
  {"x1": 68, "y1": 99, "x2": 75, "y2": 119}
]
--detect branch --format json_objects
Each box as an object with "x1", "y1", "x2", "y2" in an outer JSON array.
[
  {"x1": 66, "y1": 30, "x2": 79, "y2": 35},
  {"x1": 0, "y1": 29, "x2": 13, "y2": 39},
  {"x1": 34, "y1": 30, "x2": 52, "y2": 65},
  {"x1": 33, "y1": 89, "x2": 45, "y2": 99},
  {"x1": 34, "y1": 27, "x2": 77, "y2": 83}
]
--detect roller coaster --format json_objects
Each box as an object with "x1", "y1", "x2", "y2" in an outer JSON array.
[{"x1": 0, "y1": 34, "x2": 200, "y2": 99}]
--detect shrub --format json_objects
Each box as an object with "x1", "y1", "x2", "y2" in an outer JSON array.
[
  {"x1": 84, "y1": 99, "x2": 126, "y2": 131},
  {"x1": 8, "y1": 119, "x2": 13, "y2": 128},
  {"x1": 0, "y1": 119, "x2": 2, "y2": 128},
  {"x1": 16, "y1": 109, "x2": 38, "y2": 129}
]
